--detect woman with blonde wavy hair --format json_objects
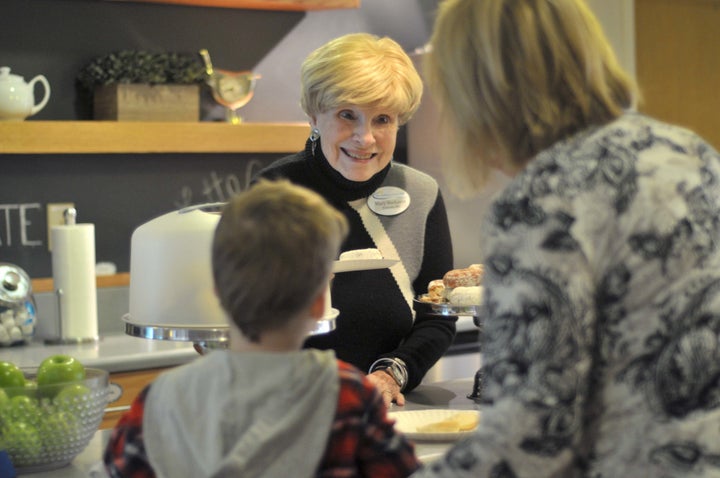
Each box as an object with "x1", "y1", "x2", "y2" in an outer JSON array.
[
  {"x1": 414, "y1": 0, "x2": 720, "y2": 476},
  {"x1": 255, "y1": 33, "x2": 456, "y2": 407}
]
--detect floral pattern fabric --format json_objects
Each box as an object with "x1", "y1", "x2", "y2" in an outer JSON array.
[{"x1": 413, "y1": 113, "x2": 720, "y2": 478}]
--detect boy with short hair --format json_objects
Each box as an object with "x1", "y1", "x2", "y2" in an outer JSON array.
[{"x1": 104, "y1": 179, "x2": 420, "y2": 478}]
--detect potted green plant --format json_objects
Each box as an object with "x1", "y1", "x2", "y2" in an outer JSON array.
[{"x1": 76, "y1": 51, "x2": 208, "y2": 122}]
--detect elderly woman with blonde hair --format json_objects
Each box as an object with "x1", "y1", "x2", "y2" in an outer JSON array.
[
  {"x1": 255, "y1": 33, "x2": 456, "y2": 406},
  {"x1": 414, "y1": 0, "x2": 720, "y2": 476}
]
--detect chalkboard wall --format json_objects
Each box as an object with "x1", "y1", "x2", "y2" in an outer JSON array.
[{"x1": 1, "y1": 153, "x2": 281, "y2": 277}]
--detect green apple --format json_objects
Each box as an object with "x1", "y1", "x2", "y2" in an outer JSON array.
[
  {"x1": 0, "y1": 361, "x2": 25, "y2": 393},
  {"x1": 23, "y1": 380, "x2": 38, "y2": 396},
  {"x1": 40, "y1": 410, "x2": 81, "y2": 454},
  {"x1": 36, "y1": 354, "x2": 85, "y2": 387},
  {"x1": 54, "y1": 383, "x2": 91, "y2": 406},
  {"x1": 0, "y1": 388, "x2": 9, "y2": 427},
  {"x1": 8, "y1": 395, "x2": 40, "y2": 426},
  {"x1": 3, "y1": 421, "x2": 42, "y2": 464}
]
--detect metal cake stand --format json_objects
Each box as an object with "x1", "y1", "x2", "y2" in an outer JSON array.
[{"x1": 123, "y1": 308, "x2": 339, "y2": 354}]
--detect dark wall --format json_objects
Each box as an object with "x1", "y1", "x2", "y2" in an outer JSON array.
[
  {"x1": 0, "y1": 0, "x2": 305, "y2": 121},
  {"x1": 0, "y1": 0, "x2": 438, "y2": 278}
]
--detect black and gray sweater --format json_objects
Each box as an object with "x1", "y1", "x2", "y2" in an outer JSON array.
[{"x1": 254, "y1": 139, "x2": 456, "y2": 391}]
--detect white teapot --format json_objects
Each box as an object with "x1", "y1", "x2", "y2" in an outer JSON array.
[{"x1": 0, "y1": 67, "x2": 51, "y2": 121}]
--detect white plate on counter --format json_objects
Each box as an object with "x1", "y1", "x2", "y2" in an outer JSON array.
[
  {"x1": 332, "y1": 258, "x2": 398, "y2": 273},
  {"x1": 388, "y1": 409, "x2": 480, "y2": 441}
]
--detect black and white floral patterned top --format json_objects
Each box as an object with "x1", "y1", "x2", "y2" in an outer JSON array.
[{"x1": 413, "y1": 113, "x2": 720, "y2": 478}]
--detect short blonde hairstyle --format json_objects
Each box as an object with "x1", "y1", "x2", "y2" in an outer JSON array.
[
  {"x1": 301, "y1": 33, "x2": 423, "y2": 125},
  {"x1": 212, "y1": 180, "x2": 348, "y2": 343},
  {"x1": 426, "y1": 0, "x2": 639, "y2": 195}
]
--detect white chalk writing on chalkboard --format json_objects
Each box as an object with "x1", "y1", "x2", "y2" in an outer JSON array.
[
  {"x1": 173, "y1": 159, "x2": 265, "y2": 209},
  {"x1": 0, "y1": 203, "x2": 43, "y2": 247}
]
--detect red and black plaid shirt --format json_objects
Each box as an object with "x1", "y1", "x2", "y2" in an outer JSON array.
[{"x1": 104, "y1": 360, "x2": 420, "y2": 478}]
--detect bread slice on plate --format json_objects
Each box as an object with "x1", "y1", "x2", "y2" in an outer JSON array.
[{"x1": 416, "y1": 411, "x2": 479, "y2": 433}]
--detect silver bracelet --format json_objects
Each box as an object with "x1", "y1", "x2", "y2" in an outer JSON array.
[{"x1": 369, "y1": 357, "x2": 408, "y2": 391}]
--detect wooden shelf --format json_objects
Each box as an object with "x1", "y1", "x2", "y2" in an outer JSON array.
[
  {"x1": 32, "y1": 273, "x2": 131, "y2": 293},
  {"x1": 0, "y1": 121, "x2": 310, "y2": 154},
  {"x1": 111, "y1": 0, "x2": 360, "y2": 10}
]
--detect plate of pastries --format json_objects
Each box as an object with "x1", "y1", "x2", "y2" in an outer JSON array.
[{"x1": 415, "y1": 264, "x2": 484, "y2": 316}]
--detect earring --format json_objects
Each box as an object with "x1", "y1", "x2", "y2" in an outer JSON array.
[{"x1": 309, "y1": 128, "x2": 320, "y2": 155}]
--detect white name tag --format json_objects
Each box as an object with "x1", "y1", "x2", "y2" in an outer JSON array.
[{"x1": 368, "y1": 186, "x2": 411, "y2": 216}]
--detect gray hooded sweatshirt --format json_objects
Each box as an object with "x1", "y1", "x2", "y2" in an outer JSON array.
[{"x1": 143, "y1": 349, "x2": 339, "y2": 478}]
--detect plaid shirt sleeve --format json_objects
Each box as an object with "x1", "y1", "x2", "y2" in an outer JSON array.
[
  {"x1": 317, "y1": 360, "x2": 421, "y2": 477},
  {"x1": 103, "y1": 384, "x2": 156, "y2": 478}
]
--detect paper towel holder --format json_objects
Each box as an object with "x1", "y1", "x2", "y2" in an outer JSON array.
[
  {"x1": 44, "y1": 207, "x2": 100, "y2": 345},
  {"x1": 63, "y1": 207, "x2": 77, "y2": 225},
  {"x1": 43, "y1": 287, "x2": 100, "y2": 345}
]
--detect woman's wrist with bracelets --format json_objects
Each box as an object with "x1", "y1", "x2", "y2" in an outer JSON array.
[{"x1": 368, "y1": 357, "x2": 408, "y2": 391}]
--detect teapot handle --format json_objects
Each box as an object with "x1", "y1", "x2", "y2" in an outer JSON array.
[{"x1": 28, "y1": 75, "x2": 51, "y2": 116}]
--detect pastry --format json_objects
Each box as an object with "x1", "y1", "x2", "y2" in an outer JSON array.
[
  {"x1": 443, "y1": 267, "x2": 483, "y2": 289},
  {"x1": 418, "y1": 294, "x2": 443, "y2": 304},
  {"x1": 469, "y1": 263, "x2": 484, "y2": 275},
  {"x1": 427, "y1": 279, "x2": 445, "y2": 301},
  {"x1": 448, "y1": 286, "x2": 483, "y2": 306}
]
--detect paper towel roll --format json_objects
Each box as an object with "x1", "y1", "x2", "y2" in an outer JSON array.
[{"x1": 51, "y1": 224, "x2": 98, "y2": 340}]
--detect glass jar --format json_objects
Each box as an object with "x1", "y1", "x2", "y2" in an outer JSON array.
[{"x1": 0, "y1": 263, "x2": 36, "y2": 346}]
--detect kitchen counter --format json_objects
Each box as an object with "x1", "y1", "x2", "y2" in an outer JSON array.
[
  {"x1": 396, "y1": 377, "x2": 479, "y2": 463},
  {"x1": 8, "y1": 317, "x2": 476, "y2": 373},
  {"x1": 4, "y1": 334, "x2": 198, "y2": 372},
  {"x1": 19, "y1": 378, "x2": 478, "y2": 477}
]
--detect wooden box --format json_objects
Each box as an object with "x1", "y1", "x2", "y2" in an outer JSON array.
[{"x1": 93, "y1": 83, "x2": 200, "y2": 121}]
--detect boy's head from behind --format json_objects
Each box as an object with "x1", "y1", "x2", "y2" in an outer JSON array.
[{"x1": 212, "y1": 179, "x2": 348, "y2": 342}]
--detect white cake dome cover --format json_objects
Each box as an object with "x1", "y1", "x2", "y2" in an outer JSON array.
[{"x1": 128, "y1": 205, "x2": 227, "y2": 328}]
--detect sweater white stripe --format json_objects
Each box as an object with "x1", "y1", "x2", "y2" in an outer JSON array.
[{"x1": 348, "y1": 198, "x2": 415, "y2": 318}]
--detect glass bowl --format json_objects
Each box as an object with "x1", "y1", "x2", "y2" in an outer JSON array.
[{"x1": 0, "y1": 367, "x2": 109, "y2": 473}]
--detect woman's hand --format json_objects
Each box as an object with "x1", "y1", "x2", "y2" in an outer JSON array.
[{"x1": 367, "y1": 370, "x2": 405, "y2": 407}]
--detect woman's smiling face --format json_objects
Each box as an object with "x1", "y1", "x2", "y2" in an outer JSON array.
[{"x1": 311, "y1": 105, "x2": 399, "y2": 182}]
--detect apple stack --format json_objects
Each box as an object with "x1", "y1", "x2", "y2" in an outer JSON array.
[{"x1": 0, "y1": 354, "x2": 109, "y2": 471}]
